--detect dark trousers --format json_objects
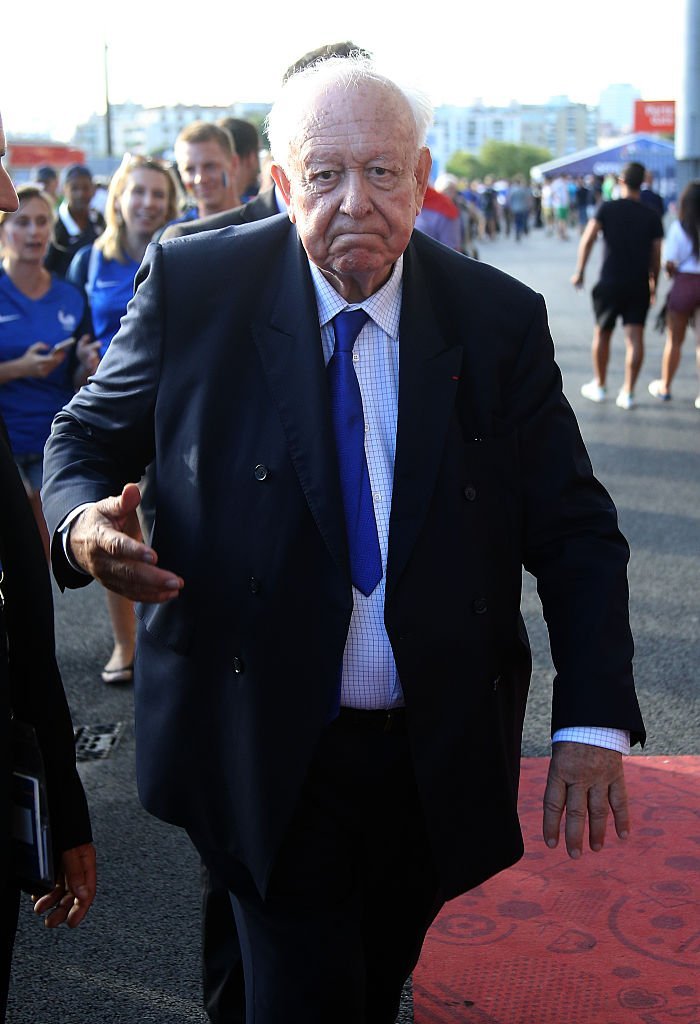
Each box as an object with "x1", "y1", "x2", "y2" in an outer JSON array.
[
  {"x1": 201, "y1": 863, "x2": 245, "y2": 1024},
  {"x1": 0, "y1": 884, "x2": 20, "y2": 1022},
  {"x1": 202, "y1": 710, "x2": 442, "y2": 1024}
]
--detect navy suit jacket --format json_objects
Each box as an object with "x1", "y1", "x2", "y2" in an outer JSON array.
[
  {"x1": 159, "y1": 187, "x2": 281, "y2": 240},
  {"x1": 42, "y1": 217, "x2": 644, "y2": 899}
]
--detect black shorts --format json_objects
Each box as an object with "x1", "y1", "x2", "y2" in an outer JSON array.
[{"x1": 592, "y1": 281, "x2": 650, "y2": 330}]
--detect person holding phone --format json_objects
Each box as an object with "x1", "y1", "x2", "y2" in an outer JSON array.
[{"x1": 0, "y1": 184, "x2": 99, "y2": 557}]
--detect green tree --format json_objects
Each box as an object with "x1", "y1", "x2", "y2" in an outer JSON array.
[
  {"x1": 445, "y1": 151, "x2": 484, "y2": 182},
  {"x1": 478, "y1": 141, "x2": 552, "y2": 180}
]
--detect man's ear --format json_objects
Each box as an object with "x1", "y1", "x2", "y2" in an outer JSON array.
[
  {"x1": 414, "y1": 148, "x2": 432, "y2": 214},
  {"x1": 270, "y1": 163, "x2": 295, "y2": 221}
]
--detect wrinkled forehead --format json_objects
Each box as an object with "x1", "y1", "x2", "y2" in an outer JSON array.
[{"x1": 293, "y1": 80, "x2": 418, "y2": 166}]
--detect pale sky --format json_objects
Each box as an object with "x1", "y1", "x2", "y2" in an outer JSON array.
[{"x1": 1, "y1": 0, "x2": 684, "y2": 141}]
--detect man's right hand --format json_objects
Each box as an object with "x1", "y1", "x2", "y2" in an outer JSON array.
[{"x1": 68, "y1": 482, "x2": 184, "y2": 603}]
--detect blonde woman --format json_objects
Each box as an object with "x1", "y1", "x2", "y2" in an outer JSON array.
[{"x1": 68, "y1": 155, "x2": 181, "y2": 683}]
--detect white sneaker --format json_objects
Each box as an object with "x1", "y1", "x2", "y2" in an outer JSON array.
[
  {"x1": 648, "y1": 380, "x2": 671, "y2": 401},
  {"x1": 581, "y1": 380, "x2": 606, "y2": 403},
  {"x1": 695, "y1": 396, "x2": 700, "y2": 410},
  {"x1": 615, "y1": 390, "x2": 636, "y2": 410}
]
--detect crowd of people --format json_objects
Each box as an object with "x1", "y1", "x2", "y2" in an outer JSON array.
[
  {"x1": 410, "y1": 164, "x2": 698, "y2": 412},
  {"x1": 0, "y1": 36, "x2": 695, "y2": 1024}
]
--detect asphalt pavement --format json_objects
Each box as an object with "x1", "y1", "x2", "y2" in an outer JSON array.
[{"x1": 6, "y1": 221, "x2": 699, "y2": 1023}]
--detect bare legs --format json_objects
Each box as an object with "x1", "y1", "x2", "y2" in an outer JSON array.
[
  {"x1": 622, "y1": 323, "x2": 644, "y2": 396},
  {"x1": 658, "y1": 310, "x2": 690, "y2": 394},
  {"x1": 103, "y1": 590, "x2": 136, "y2": 675},
  {"x1": 588, "y1": 323, "x2": 643, "y2": 406},
  {"x1": 591, "y1": 326, "x2": 612, "y2": 387}
]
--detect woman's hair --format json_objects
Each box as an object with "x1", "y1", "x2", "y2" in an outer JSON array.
[
  {"x1": 97, "y1": 155, "x2": 181, "y2": 263},
  {"x1": 679, "y1": 180, "x2": 700, "y2": 258},
  {"x1": 0, "y1": 182, "x2": 55, "y2": 230},
  {"x1": 265, "y1": 54, "x2": 433, "y2": 175}
]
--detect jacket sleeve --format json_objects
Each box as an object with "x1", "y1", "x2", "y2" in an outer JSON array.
[
  {"x1": 506, "y1": 295, "x2": 644, "y2": 745},
  {"x1": 42, "y1": 242, "x2": 165, "y2": 589}
]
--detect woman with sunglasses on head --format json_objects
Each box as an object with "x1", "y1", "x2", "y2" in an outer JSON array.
[
  {"x1": 0, "y1": 185, "x2": 100, "y2": 558},
  {"x1": 68, "y1": 154, "x2": 181, "y2": 685}
]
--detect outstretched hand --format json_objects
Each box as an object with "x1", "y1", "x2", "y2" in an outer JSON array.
[
  {"x1": 543, "y1": 741, "x2": 630, "y2": 859},
  {"x1": 68, "y1": 483, "x2": 184, "y2": 603}
]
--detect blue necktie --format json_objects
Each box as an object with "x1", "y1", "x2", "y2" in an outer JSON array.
[{"x1": 327, "y1": 309, "x2": 382, "y2": 596}]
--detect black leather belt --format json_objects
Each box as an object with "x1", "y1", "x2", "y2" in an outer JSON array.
[{"x1": 337, "y1": 706, "x2": 407, "y2": 734}]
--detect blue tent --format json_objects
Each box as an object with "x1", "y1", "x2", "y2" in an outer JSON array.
[{"x1": 531, "y1": 134, "x2": 676, "y2": 199}]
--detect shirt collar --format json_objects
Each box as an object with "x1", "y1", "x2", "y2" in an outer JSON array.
[
  {"x1": 308, "y1": 256, "x2": 404, "y2": 341},
  {"x1": 58, "y1": 200, "x2": 82, "y2": 237}
]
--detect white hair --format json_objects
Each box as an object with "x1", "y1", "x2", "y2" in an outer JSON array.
[{"x1": 265, "y1": 55, "x2": 433, "y2": 174}]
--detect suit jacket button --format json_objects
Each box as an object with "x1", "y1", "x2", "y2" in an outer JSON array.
[
  {"x1": 254, "y1": 464, "x2": 268, "y2": 481},
  {"x1": 473, "y1": 597, "x2": 488, "y2": 615},
  {"x1": 249, "y1": 577, "x2": 260, "y2": 594},
  {"x1": 463, "y1": 484, "x2": 477, "y2": 501},
  {"x1": 233, "y1": 656, "x2": 245, "y2": 674}
]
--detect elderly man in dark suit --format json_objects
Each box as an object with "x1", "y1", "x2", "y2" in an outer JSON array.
[
  {"x1": 42, "y1": 59, "x2": 644, "y2": 1024},
  {"x1": 0, "y1": 111, "x2": 95, "y2": 1022}
]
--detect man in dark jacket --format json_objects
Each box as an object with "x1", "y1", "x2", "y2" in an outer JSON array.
[
  {"x1": 0, "y1": 112, "x2": 96, "y2": 1021},
  {"x1": 41, "y1": 61, "x2": 643, "y2": 1024},
  {"x1": 44, "y1": 165, "x2": 105, "y2": 278}
]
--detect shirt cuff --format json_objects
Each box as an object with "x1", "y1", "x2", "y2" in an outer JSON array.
[
  {"x1": 59, "y1": 503, "x2": 95, "y2": 575},
  {"x1": 552, "y1": 726, "x2": 630, "y2": 755}
]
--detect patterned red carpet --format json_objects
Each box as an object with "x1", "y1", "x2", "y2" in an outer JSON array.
[{"x1": 414, "y1": 756, "x2": 700, "y2": 1024}]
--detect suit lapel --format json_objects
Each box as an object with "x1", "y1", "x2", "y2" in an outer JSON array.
[
  {"x1": 386, "y1": 240, "x2": 464, "y2": 595},
  {"x1": 251, "y1": 228, "x2": 349, "y2": 576}
]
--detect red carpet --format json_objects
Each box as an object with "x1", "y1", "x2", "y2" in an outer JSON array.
[{"x1": 414, "y1": 756, "x2": 700, "y2": 1024}]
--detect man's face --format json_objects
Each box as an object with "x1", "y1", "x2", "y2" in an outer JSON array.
[
  {"x1": 0, "y1": 115, "x2": 19, "y2": 214},
  {"x1": 175, "y1": 140, "x2": 239, "y2": 215},
  {"x1": 64, "y1": 174, "x2": 94, "y2": 212},
  {"x1": 273, "y1": 80, "x2": 431, "y2": 302}
]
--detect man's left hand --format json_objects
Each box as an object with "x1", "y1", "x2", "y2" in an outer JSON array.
[{"x1": 543, "y1": 741, "x2": 629, "y2": 859}]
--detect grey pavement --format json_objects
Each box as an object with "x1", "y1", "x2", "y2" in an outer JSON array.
[{"x1": 7, "y1": 222, "x2": 700, "y2": 1022}]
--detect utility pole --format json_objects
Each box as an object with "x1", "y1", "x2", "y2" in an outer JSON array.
[
  {"x1": 676, "y1": 0, "x2": 700, "y2": 192},
  {"x1": 104, "y1": 41, "x2": 113, "y2": 157}
]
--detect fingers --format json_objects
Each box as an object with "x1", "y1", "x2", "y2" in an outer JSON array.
[
  {"x1": 69, "y1": 486, "x2": 185, "y2": 602},
  {"x1": 61, "y1": 845, "x2": 96, "y2": 928},
  {"x1": 542, "y1": 768, "x2": 566, "y2": 850},
  {"x1": 609, "y1": 774, "x2": 630, "y2": 840},
  {"x1": 34, "y1": 844, "x2": 97, "y2": 929},
  {"x1": 34, "y1": 886, "x2": 77, "y2": 928},
  {"x1": 543, "y1": 742, "x2": 630, "y2": 860}
]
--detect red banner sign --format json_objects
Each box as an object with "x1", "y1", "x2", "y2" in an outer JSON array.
[
  {"x1": 7, "y1": 143, "x2": 86, "y2": 169},
  {"x1": 633, "y1": 100, "x2": 675, "y2": 133}
]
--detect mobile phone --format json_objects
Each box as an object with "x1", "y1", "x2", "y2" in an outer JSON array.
[{"x1": 52, "y1": 336, "x2": 76, "y2": 353}]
